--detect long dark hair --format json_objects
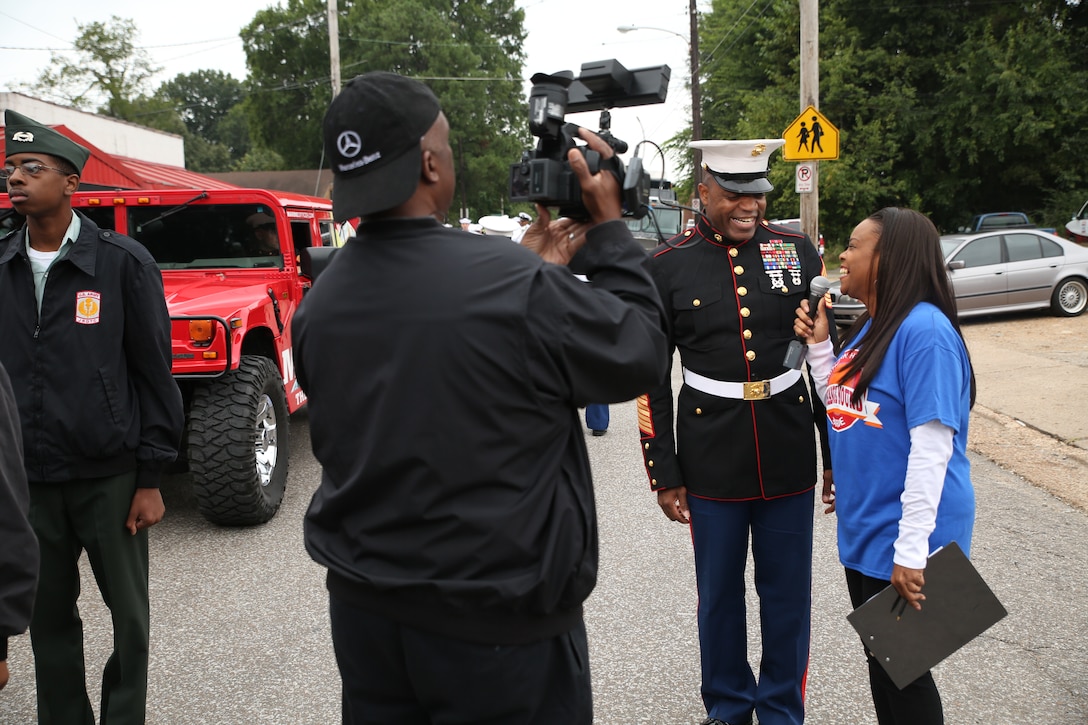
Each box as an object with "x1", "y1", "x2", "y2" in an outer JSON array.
[{"x1": 839, "y1": 207, "x2": 976, "y2": 407}]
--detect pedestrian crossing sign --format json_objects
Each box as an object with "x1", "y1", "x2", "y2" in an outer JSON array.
[{"x1": 782, "y1": 106, "x2": 839, "y2": 161}]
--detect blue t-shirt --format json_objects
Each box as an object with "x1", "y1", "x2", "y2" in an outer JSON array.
[{"x1": 825, "y1": 302, "x2": 975, "y2": 580}]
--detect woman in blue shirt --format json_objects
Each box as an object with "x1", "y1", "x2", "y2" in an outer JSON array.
[{"x1": 795, "y1": 207, "x2": 976, "y2": 725}]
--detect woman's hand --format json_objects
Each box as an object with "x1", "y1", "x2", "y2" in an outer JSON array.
[
  {"x1": 891, "y1": 563, "x2": 926, "y2": 611},
  {"x1": 793, "y1": 296, "x2": 830, "y2": 344}
]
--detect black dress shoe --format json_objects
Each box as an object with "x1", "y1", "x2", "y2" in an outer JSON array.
[
  {"x1": 700, "y1": 718, "x2": 752, "y2": 725},
  {"x1": 591, "y1": 429, "x2": 606, "y2": 436}
]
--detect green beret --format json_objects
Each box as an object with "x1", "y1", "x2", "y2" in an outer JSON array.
[{"x1": 4, "y1": 109, "x2": 90, "y2": 174}]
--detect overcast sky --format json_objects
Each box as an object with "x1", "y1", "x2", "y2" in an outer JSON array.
[{"x1": 0, "y1": 0, "x2": 702, "y2": 178}]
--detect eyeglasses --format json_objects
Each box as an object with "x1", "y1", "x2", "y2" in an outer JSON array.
[{"x1": 0, "y1": 162, "x2": 73, "y2": 180}]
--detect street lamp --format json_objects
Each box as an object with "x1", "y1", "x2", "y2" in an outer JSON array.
[{"x1": 618, "y1": 8, "x2": 702, "y2": 178}]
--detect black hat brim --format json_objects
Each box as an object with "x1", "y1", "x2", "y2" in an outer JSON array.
[
  {"x1": 708, "y1": 173, "x2": 774, "y2": 195},
  {"x1": 331, "y1": 145, "x2": 422, "y2": 221}
]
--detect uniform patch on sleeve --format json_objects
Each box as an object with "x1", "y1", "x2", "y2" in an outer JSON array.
[
  {"x1": 75, "y1": 291, "x2": 101, "y2": 325},
  {"x1": 636, "y1": 394, "x2": 655, "y2": 437}
]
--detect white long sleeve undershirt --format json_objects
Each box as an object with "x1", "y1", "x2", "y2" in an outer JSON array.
[{"x1": 896, "y1": 419, "x2": 954, "y2": 569}]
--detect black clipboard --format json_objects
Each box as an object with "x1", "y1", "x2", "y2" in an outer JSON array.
[{"x1": 846, "y1": 541, "x2": 1007, "y2": 689}]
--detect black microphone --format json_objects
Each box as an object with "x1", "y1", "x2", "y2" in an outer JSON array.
[{"x1": 783, "y1": 275, "x2": 833, "y2": 369}]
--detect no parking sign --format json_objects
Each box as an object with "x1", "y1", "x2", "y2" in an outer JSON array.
[{"x1": 795, "y1": 163, "x2": 814, "y2": 194}]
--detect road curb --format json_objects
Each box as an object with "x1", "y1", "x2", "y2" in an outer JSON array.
[{"x1": 969, "y1": 403, "x2": 1088, "y2": 513}]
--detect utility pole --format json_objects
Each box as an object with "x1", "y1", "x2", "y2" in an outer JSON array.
[
  {"x1": 327, "y1": 0, "x2": 341, "y2": 98},
  {"x1": 689, "y1": 0, "x2": 702, "y2": 176},
  {"x1": 799, "y1": 0, "x2": 819, "y2": 250}
]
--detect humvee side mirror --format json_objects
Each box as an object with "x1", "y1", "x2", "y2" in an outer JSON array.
[{"x1": 300, "y1": 246, "x2": 339, "y2": 282}]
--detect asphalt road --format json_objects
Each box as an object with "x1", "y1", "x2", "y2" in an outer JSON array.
[{"x1": 2, "y1": 312, "x2": 1087, "y2": 724}]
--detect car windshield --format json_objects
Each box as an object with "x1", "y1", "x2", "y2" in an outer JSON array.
[
  {"x1": 940, "y1": 236, "x2": 967, "y2": 258},
  {"x1": 127, "y1": 204, "x2": 284, "y2": 270},
  {"x1": 626, "y1": 206, "x2": 682, "y2": 239}
]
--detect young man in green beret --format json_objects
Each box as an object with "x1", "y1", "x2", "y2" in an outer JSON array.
[{"x1": 0, "y1": 109, "x2": 184, "y2": 724}]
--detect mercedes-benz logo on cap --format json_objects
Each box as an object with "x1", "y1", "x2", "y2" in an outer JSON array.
[{"x1": 337, "y1": 131, "x2": 362, "y2": 159}]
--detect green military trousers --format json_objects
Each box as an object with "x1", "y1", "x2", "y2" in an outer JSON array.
[{"x1": 28, "y1": 471, "x2": 151, "y2": 725}]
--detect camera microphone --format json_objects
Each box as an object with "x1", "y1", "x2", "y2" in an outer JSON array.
[{"x1": 783, "y1": 275, "x2": 833, "y2": 369}]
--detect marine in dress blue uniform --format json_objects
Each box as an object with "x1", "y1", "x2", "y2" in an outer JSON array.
[{"x1": 638, "y1": 139, "x2": 832, "y2": 725}]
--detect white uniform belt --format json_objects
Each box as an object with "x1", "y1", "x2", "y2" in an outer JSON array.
[{"x1": 682, "y1": 367, "x2": 802, "y2": 401}]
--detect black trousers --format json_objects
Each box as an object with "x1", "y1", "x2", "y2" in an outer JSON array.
[
  {"x1": 329, "y1": 594, "x2": 592, "y2": 725},
  {"x1": 845, "y1": 568, "x2": 945, "y2": 725}
]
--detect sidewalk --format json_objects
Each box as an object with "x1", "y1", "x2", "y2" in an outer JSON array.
[{"x1": 961, "y1": 314, "x2": 1088, "y2": 513}]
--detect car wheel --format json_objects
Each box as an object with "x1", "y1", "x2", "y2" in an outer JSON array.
[
  {"x1": 187, "y1": 355, "x2": 289, "y2": 525},
  {"x1": 1051, "y1": 277, "x2": 1088, "y2": 317}
]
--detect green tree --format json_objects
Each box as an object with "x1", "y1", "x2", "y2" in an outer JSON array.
[
  {"x1": 181, "y1": 136, "x2": 232, "y2": 173},
  {"x1": 216, "y1": 104, "x2": 254, "y2": 161},
  {"x1": 156, "y1": 70, "x2": 253, "y2": 171},
  {"x1": 233, "y1": 147, "x2": 287, "y2": 172},
  {"x1": 157, "y1": 71, "x2": 245, "y2": 142},
  {"x1": 25, "y1": 16, "x2": 160, "y2": 118},
  {"x1": 242, "y1": 0, "x2": 527, "y2": 219},
  {"x1": 693, "y1": 0, "x2": 1088, "y2": 250}
]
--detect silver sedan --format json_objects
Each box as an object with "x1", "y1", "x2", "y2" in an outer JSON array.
[{"x1": 829, "y1": 229, "x2": 1088, "y2": 327}]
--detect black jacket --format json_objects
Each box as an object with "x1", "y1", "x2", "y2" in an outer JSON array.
[
  {"x1": 639, "y1": 217, "x2": 832, "y2": 499},
  {"x1": 0, "y1": 212, "x2": 183, "y2": 487},
  {"x1": 0, "y1": 362, "x2": 37, "y2": 662},
  {"x1": 293, "y1": 217, "x2": 667, "y2": 644}
]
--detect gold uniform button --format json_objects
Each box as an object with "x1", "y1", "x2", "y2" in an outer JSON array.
[
  {"x1": 651, "y1": 478, "x2": 658, "y2": 486},
  {"x1": 740, "y1": 307, "x2": 750, "y2": 317},
  {"x1": 746, "y1": 350, "x2": 756, "y2": 361},
  {"x1": 734, "y1": 265, "x2": 744, "y2": 275},
  {"x1": 781, "y1": 286, "x2": 789, "y2": 293},
  {"x1": 799, "y1": 395, "x2": 805, "y2": 403},
  {"x1": 729, "y1": 248, "x2": 739, "y2": 257},
  {"x1": 692, "y1": 298, "x2": 701, "y2": 307},
  {"x1": 647, "y1": 460, "x2": 655, "y2": 467},
  {"x1": 743, "y1": 329, "x2": 752, "y2": 339},
  {"x1": 644, "y1": 442, "x2": 650, "y2": 450},
  {"x1": 695, "y1": 407, "x2": 702, "y2": 415},
  {"x1": 737, "y1": 286, "x2": 748, "y2": 296}
]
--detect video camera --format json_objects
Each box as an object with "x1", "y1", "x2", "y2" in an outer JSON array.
[{"x1": 508, "y1": 59, "x2": 670, "y2": 220}]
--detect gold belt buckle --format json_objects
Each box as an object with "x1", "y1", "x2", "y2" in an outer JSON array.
[{"x1": 743, "y1": 380, "x2": 770, "y2": 401}]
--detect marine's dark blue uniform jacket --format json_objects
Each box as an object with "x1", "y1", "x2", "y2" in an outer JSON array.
[{"x1": 638, "y1": 217, "x2": 832, "y2": 500}]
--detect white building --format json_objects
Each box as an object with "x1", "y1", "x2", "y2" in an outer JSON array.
[{"x1": 0, "y1": 91, "x2": 184, "y2": 166}]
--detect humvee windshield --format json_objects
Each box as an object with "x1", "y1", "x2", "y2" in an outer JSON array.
[{"x1": 127, "y1": 204, "x2": 285, "y2": 270}]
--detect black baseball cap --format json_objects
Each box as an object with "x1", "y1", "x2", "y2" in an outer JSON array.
[{"x1": 323, "y1": 72, "x2": 441, "y2": 221}]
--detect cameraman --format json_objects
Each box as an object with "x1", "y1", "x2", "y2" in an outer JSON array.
[{"x1": 291, "y1": 71, "x2": 668, "y2": 724}]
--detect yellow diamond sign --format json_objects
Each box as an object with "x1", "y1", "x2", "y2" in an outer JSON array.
[{"x1": 782, "y1": 105, "x2": 839, "y2": 161}]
